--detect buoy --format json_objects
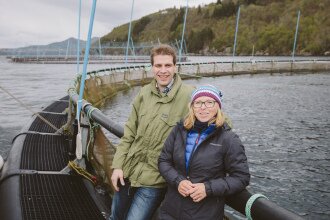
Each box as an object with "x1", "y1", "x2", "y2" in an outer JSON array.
[{"x1": 0, "y1": 155, "x2": 4, "y2": 171}]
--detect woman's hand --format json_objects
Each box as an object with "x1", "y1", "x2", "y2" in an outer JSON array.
[
  {"x1": 178, "y1": 180, "x2": 194, "y2": 197},
  {"x1": 188, "y1": 183, "x2": 207, "y2": 202}
]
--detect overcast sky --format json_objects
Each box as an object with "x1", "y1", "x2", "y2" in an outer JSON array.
[{"x1": 0, "y1": 0, "x2": 216, "y2": 48}]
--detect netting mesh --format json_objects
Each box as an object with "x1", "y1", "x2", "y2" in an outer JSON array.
[{"x1": 88, "y1": 128, "x2": 116, "y2": 192}]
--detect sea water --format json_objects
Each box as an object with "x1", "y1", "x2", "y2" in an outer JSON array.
[
  {"x1": 103, "y1": 73, "x2": 330, "y2": 220},
  {"x1": 0, "y1": 56, "x2": 329, "y2": 219}
]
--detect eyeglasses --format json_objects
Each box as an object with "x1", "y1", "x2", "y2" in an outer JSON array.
[{"x1": 192, "y1": 100, "x2": 216, "y2": 108}]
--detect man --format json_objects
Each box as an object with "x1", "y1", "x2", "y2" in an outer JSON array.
[{"x1": 110, "y1": 44, "x2": 194, "y2": 220}]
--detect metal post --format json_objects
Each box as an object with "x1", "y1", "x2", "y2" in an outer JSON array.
[
  {"x1": 183, "y1": 38, "x2": 188, "y2": 55},
  {"x1": 292, "y1": 10, "x2": 300, "y2": 61},
  {"x1": 175, "y1": 39, "x2": 180, "y2": 51},
  {"x1": 36, "y1": 45, "x2": 39, "y2": 60},
  {"x1": 98, "y1": 37, "x2": 102, "y2": 58},
  {"x1": 77, "y1": 0, "x2": 97, "y2": 120},
  {"x1": 233, "y1": 6, "x2": 240, "y2": 57},
  {"x1": 125, "y1": 0, "x2": 135, "y2": 64},
  {"x1": 66, "y1": 39, "x2": 70, "y2": 59},
  {"x1": 179, "y1": 0, "x2": 189, "y2": 62},
  {"x1": 76, "y1": 0, "x2": 82, "y2": 72},
  {"x1": 130, "y1": 37, "x2": 136, "y2": 57}
]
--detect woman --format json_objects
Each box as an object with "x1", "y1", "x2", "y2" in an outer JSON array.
[{"x1": 158, "y1": 85, "x2": 250, "y2": 220}]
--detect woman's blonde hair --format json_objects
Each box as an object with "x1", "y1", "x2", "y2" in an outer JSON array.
[{"x1": 183, "y1": 103, "x2": 225, "y2": 130}]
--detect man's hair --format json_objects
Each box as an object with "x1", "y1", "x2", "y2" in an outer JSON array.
[{"x1": 150, "y1": 44, "x2": 177, "y2": 66}]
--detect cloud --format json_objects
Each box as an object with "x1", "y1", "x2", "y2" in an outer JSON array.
[{"x1": 0, "y1": 0, "x2": 215, "y2": 48}]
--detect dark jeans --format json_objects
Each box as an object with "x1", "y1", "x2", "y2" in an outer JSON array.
[{"x1": 109, "y1": 181, "x2": 166, "y2": 220}]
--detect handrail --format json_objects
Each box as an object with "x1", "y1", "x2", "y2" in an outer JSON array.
[
  {"x1": 68, "y1": 91, "x2": 304, "y2": 220},
  {"x1": 69, "y1": 92, "x2": 124, "y2": 138},
  {"x1": 84, "y1": 58, "x2": 330, "y2": 76}
]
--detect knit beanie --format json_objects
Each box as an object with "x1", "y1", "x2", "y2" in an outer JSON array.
[{"x1": 191, "y1": 85, "x2": 223, "y2": 109}]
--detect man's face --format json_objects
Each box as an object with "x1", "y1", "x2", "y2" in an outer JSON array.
[{"x1": 152, "y1": 55, "x2": 176, "y2": 90}]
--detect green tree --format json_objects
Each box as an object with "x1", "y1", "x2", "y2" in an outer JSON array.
[
  {"x1": 212, "y1": 1, "x2": 237, "y2": 18},
  {"x1": 197, "y1": 5, "x2": 202, "y2": 14},
  {"x1": 257, "y1": 25, "x2": 292, "y2": 55},
  {"x1": 132, "y1": 16, "x2": 151, "y2": 40},
  {"x1": 170, "y1": 8, "x2": 185, "y2": 31},
  {"x1": 188, "y1": 27, "x2": 215, "y2": 53}
]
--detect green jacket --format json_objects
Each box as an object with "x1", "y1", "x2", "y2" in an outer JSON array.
[{"x1": 112, "y1": 74, "x2": 194, "y2": 188}]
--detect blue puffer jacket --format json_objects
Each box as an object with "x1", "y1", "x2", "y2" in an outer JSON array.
[
  {"x1": 185, "y1": 124, "x2": 216, "y2": 171},
  {"x1": 158, "y1": 122, "x2": 250, "y2": 220}
]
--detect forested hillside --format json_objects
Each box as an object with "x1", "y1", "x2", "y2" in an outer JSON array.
[{"x1": 100, "y1": 0, "x2": 330, "y2": 56}]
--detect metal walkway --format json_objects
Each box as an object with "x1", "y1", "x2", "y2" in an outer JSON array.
[{"x1": 0, "y1": 96, "x2": 108, "y2": 220}]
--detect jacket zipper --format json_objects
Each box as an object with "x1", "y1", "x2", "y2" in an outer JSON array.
[
  {"x1": 186, "y1": 132, "x2": 201, "y2": 179},
  {"x1": 185, "y1": 126, "x2": 222, "y2": 179}
]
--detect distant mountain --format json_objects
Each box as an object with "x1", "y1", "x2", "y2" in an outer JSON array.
[
  {"x1": 2, "y1": 0, "x2": 329, "y2": 56},
  {"x1": 101, "y1": 0, "x2": 330, "y2": 56},
  {"x1": 0, "y1": 37, "x2": 100, "y2": 56}
]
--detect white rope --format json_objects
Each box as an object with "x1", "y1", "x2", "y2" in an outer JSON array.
[{"x1": 0, "y1": 84, "x2": 61, "y2": 133}]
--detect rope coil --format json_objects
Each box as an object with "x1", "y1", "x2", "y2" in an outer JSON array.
[{"x1": 245, "y1": 193, "x2": 268, "y2": 220}]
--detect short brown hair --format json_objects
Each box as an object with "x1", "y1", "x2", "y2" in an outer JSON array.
[{"x1": 150, "y1": 44, "x2": 177, "y2": 66}]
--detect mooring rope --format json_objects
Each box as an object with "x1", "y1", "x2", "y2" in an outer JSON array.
[
  {"x1": 68, "y1": 160, "x2": 97, "y2": 184},
  {"x1": 0, "y1": 84, "x2": 62, "y2": 134},
  {"x1": 245, "y1": 193, "x2": 269, "y2": 220}
]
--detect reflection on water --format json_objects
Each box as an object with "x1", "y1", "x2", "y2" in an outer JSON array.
[{"x1": 103, "y1": 73, "x2": 330, "y2": 220}]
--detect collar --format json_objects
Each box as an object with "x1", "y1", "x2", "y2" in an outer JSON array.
[
  {"x1": 156, "y1": 77, "x2": 175, "y2": 95},
  {"x1": 150, "y1": 73, "x2": 182, "y2": 103}
]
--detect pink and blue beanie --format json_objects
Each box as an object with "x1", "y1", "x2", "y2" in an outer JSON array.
[{"x1": 191, "y1": 85, "x2": 223, "y2": 109}]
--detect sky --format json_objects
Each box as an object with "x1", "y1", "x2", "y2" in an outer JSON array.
[{"x1": 0, "y1": 0, "x2": 216, "y2": 48}]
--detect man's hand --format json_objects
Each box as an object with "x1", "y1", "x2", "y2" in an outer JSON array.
[
  {"x1": 111, "y1": 169, "x2": 125, "y2": 191},
  {"x1": 178, "y1": 180, "x2": 194, "y2": 197},
  {"x1": 188, "y1": 183, "x2": 207, "y2": 202}
]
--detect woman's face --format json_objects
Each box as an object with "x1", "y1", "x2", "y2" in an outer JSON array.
[{"x1": 192, "y1": 96, "x2": 219, "y2": 122}]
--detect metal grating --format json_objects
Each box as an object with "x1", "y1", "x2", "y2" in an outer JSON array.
[
  {"x1": 28, "y1": 112, "x2": 67, "y2": 133},
  {"x1": 21, "y1": 174, "x2": 105, "y2": 220},
  {"x1": 20, "y1": 134, "x2": 70, "y2": 171},
  {"x1": 43, "y1": 100, "x2": 69, "y2": 113}
]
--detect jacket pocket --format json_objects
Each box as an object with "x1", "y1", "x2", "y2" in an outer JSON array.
[{"x1": 160, "y1": 114, "x2": 181, "y2": 127}]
